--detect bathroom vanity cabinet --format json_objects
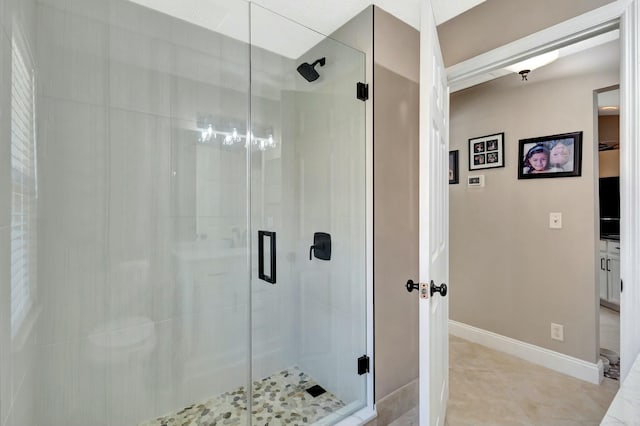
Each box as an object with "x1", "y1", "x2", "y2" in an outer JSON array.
[{"x1": 600, "y1": 239, "x2": 621, "y2": 309}]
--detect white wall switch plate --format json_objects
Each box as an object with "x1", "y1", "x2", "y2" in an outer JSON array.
[
  {"x1": 549, "y1": 212, "x2": 562, "y2": 229},
  {"x1": 551, "y1": 323, "x2": 564, "y2": 341}
]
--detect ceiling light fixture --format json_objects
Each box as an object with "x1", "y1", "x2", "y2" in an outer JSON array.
[{"x1": 505, "y1": 50, "x2": 560, "y2": 81}]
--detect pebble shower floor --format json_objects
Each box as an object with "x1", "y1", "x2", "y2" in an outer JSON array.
[{"x1": 140, "y1": 367, "x2": 345, "y2": 426}]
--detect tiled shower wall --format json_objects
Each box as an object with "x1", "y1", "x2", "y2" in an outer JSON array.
[
  {"x1": 290, "y1": 42, "x2": 367, "y2": 405},
  {"x1": 247, "y1": 6, "x2": 368, "y2": 409},
  {"x1": 33, "y1": 0, "x2": 258, "y2": 424},
  {"x1": 1, "y1": 0, "x2": 366, "y2": 424},
  {"x1": 1, "y1": 0, "x2": 38, "y2": 424},
  {"x1": 249, "y1": 31, "x2": 367, "y2": 407}
]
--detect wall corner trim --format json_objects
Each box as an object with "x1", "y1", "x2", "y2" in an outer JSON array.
[{"x1": 449, "y1": 320, "x2": 602, "y2": 384}]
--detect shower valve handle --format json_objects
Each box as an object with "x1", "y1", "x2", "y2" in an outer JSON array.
[
  {"x1": 309, "y1": 233, "x2": 331, "y2": 261},
  {"x1": 309, "y1": 242, "x2": 327, "y2": 260}
]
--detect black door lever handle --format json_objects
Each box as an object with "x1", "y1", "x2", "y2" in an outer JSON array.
[
  {"x1": 406, "y1": 279, "x2": 419, "y2": 292},
  {"x1": 430, "y1": 281, "x2": 447, "y2": 297}
]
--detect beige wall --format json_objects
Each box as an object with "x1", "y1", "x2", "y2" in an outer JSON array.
[
  {"x1": 599, "y1": 150, "x2": 620, "y2": 177},
  {"x1": 332, "y1": 6, "x2": 420, "y2": 407},
  {"x1": 372, "y1": 63, "x2": 420, "y2": 400},
  {"x1": 598, "y1": 114, "x2": 620, "y2": 177},
  {"x1": 599, "y1": 115, "x2": 620, "y2": 146},
  {"x1": 437, "y1": 0, "x2": 614, "y2": 66},
  {"x1": 450, "y1": 67, "x2": 618, "y2": 363},
  {"x1": 372, "y1": 8, "x2": 420, "y2": 402}
]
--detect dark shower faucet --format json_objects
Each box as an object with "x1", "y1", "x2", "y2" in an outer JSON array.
[{"x1": 309, "y1": 232, "x2": 331, "y2": 261}]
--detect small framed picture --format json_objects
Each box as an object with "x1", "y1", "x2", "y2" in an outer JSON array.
[
  {"x1": 449, "y1": 150, "x2": 459, "y2": 184},
  {"x1": 517, "y1": 131, "x2": 583, "y2": 179},
  {"x1": 469, "y1": 133, "x2": 504, "y2": 170}
]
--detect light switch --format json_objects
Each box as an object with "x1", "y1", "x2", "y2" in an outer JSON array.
[{"x1": 549, "y1": 212, "x2": 562, "y2": 229}]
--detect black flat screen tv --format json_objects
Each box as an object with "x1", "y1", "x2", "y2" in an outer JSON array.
[
  {"x1": 599, "y1": 177, "x2": 620, "y2": 237},
  {"x1": 599, "y1": 177, "x2": 620, "y2": 218}
]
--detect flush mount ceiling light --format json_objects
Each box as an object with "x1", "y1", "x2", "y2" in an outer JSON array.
[{"x1": 505, "y1": 50, "x2": 560, "y2": 81}]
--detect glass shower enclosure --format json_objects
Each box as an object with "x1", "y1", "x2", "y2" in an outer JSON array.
[{"x1": 0, "y1": 0, "x2": 367, "y2": 425}]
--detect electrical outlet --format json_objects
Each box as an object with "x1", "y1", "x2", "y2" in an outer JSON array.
[
  {"x1": 551, "y1": 323, "x2": 564, "y2": 341},
  {"x1": 549, "y1": 212, "x2": 562, "y2": 229}
]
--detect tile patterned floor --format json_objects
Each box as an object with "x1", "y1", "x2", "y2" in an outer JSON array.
[
  {"x1": 140, "y1": 367, "x2": 344, "y2": 426},
  {"x1": 600, "y1": 305, "x2": 620, "y2": 355},
  {"x1": 600, "y1": 305, "x2": 620, "y2": 381},
  {"x1": 385, "y1": 336, "x2": 619, "y2": 426},
  {"x1": 388, "y1": 407, "x2": 417, "y2": 426}
]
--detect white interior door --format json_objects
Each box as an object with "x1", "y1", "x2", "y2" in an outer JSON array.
[
  {"x1": 620, "y1": 0, "x2": 640, "y2": 382},
  {"x1": 418, "y1": 1, "x2": 449, "y2": 425}
]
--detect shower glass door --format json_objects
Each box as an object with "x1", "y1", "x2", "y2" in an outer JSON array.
[
  {"x1": 2, "y1": 0, "x2": 367, "y2": 424},
  {"x1": 250, "y1": 5, "x2": 368, "y2": 424},
  {"x1": 22, "y1": 0, "x2": 253, "y2": 425}
]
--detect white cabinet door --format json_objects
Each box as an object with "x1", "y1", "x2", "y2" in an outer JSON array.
[
  {"x1": 599, "y1": 253, "x2": 609, "y2": 300},
  {"x1": 600, "y1": 240, "x2": 621, "y2": 305},
  {"x1": 608, "y1": 253, "x2": 621, "y2": 305}
]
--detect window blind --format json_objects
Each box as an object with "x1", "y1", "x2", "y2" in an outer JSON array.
[{"x1": 10, "y1": 33, "x2": 37, "y2": 338}]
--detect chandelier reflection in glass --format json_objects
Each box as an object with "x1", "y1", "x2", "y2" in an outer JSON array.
[{"x1": 197, "y1": 116, "x2": 276, "y2": 151}]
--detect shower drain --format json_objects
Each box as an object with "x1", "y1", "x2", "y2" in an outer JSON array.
[{"x1": 305, "y1": 384, "x2": 327, "y2": 398}]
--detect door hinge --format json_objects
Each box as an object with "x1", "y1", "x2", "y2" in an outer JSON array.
[
  {"x1": 357, "y1": 82, "x2": 369, "y2": 101},
  {"x1": 357, "y1": 355, "x2": 370, "y2": 375},
  {"x1": 621, "y1": 279, "x2": 623, "y2": 292}
]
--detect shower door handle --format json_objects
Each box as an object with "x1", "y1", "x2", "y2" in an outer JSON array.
[{"x1": 258, "y1": 230, "x2": 276, "y2": 284}]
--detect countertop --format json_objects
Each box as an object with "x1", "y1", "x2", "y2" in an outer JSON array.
[{"x1": 601, "y1": 353, "x2": 640, "y2": 425}]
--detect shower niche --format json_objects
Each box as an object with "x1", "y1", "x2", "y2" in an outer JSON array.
[{"x1": 11, "y1": 0, "x2": 368, "y2": 425}]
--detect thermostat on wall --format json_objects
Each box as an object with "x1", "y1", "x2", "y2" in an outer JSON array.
[{"x1": 467, "y1": 175, "x2": 485, "y2": 187}]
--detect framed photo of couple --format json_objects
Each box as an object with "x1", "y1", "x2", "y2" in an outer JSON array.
[
  {"x1": 517, "y1": 131, "x2": 583, "y2": 179},
  {"x1": 468, "y1": 133, "x2": 504, "y2": 170}
]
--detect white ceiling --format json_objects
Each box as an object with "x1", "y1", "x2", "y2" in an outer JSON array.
[
  {"x1": 127, "y1": 0, "x2": 484, "y2": 58},
  {"x1": 598, "y1": 89, "x2": 620, "y2": 116},
  {"x1": 467, "y1": 38, "x2": 620, "y2": 95},
  {"x1": 450, "y1": 30, "x2": 621, "y2": 93},
  {"x1": 528, "y1": 39, "x2": 619, "y2": 84},
  {"x1": 254, "y1": 0, "x2": 487, "y2": 32}
]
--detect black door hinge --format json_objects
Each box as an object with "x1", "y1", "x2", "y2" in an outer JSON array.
[
  {"x1": 357, "y1": 82, "x2": 369, "y2": 101},
  {"x1": 621, "y1": 279, "x2": 623, "y2": 292},
  {"x1": 357, "y1": 355, "x2": 370, "y2": 375}
]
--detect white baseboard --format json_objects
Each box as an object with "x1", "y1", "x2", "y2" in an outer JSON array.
[
  {"x1": 597, "y1": 358, "x2": 605, "y2": 383},
  {"x1": 449, "y1": 320, "x2": 602, "y2": 385}
]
